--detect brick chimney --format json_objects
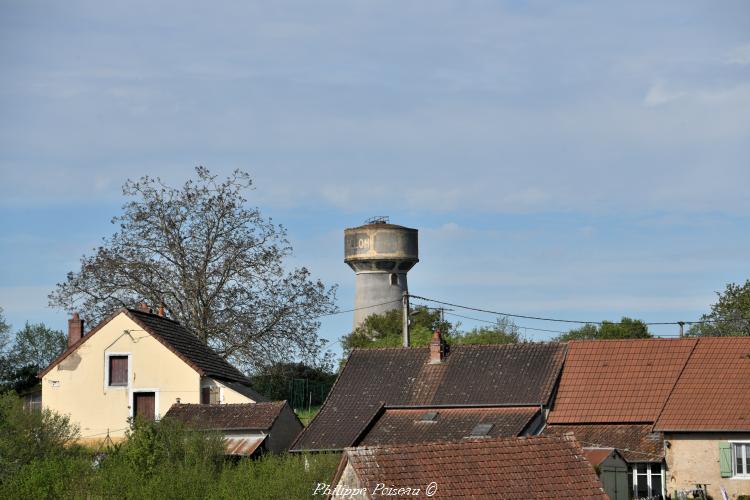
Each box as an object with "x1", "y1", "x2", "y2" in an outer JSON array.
[
  {"x1": 157, "y1": 301, "x2": 165, "y2": 317},
  {"x1": 138, "y1": 302, "x2": 151, "y2": 313},
  {"x1": 429, "y1": 330, "x2": 444, "y2": 364},
  {"x1": 68, "y1": 312, "x2": 84, "y2": 347}
]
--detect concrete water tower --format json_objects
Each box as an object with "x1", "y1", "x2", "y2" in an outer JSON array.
[{"x1": 345, "y1": 217, "x2": 419, "y2": 329}]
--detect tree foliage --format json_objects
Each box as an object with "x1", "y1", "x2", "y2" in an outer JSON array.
[
  {"x1": 49, "y1": 167, "x2": 337, "y2": 370},
  {"x1": 341, "y1": 306, "x2": 453, "y2": 354},
  {"x1": 0, "y1": 392, "x2": 81, "y2": 483},
  {"x1": 688, "y1": 280, "x2": 750, "y2": 337},
  {"x1": 556, "y1": 317, "x2": 651, "y2": 341},
  {"x1": 452, "y1": 316, "x2": 522, "y2": 345},
  {"x1": 341, "y1": 307, "x2": 524, "y2": 354},
  {"x1": 0, "y1": 322, "x2": 66, "y2": 394},
  {"x1": 249, "y1": 361, "x2": 337, "y2": 408}
]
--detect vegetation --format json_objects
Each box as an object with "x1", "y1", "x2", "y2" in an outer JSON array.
[
  {"x1": 48, "y1": 167, "x2": 337, "y2": 371},
  {"x1": 688, "y1": 280, "x2": 750, "y2": 336},
  {"x1": 0, "y1": 315, "x2": 66, "y2": 394},
  {"x1": 249, "y1": 362, "x2": 336, "y2": 410},
  {"x1": 341, "y1": 306, "x2": 523, "y2": 355},
  {"x1": 0, "y1": 393, "x2": 339, "y2": 499},
  {"x1": 556, "y1": 317, "x2": 651, "y2": 341}
]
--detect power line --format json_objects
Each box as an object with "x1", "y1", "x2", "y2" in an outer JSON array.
[
  {"x1": 314, "y1": 299, "x2": 402, "y2": 319},
  {"x1": 444, "y1": 311, "x2": 568, "y2": 334},
  {"x1": 409, "y1": 293, "x2": 746, "y2": 327}
]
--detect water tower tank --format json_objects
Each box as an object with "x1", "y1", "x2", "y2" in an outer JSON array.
[{"x1": 344, "y1": 217, "x2": 419, "y2": 329}]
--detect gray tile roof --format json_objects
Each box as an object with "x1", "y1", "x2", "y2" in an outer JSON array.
[{"x1": 291, "y1": 342, "x2": 566, "y2": 451}]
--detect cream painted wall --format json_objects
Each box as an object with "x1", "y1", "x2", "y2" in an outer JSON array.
[
  {"x1": 665, "y1": 432, "x2": 750, "y2": 499},
  {"x1": 42, "y1": 312, "x2": 202, "y2": 440}
]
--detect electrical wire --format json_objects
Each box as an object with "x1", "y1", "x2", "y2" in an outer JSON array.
[
  {"x1": 314, "y1": 299, "x2": 402, "y2": 319},
  {"x1": 409, "y1": 293, "x2": 748, "y2": 327}
]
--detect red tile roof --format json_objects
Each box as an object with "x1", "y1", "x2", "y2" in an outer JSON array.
[
  {"x1": 581, "y1": 448, "x2": 618, "y2": 467},
  {"x1": 337, "y1": 434, "x2": 607, "y2": 499},
  {"x1": 548, "y1": 339, "x2": 697, "y2": 424},
  {"x1": 544, "y1": 423, "x2": 663, "y2": 462},
  {"x1": 654, "y1": 337, "x2": 750, "y2": 431},
  {"x1": 359, "y1": 407, "x2": 539, "y2": 446},
  {"x1": 292, "y1": 343, "x2": 566, "y2": 451},
  {"x1": 164, "y1": 402, "x2": 289, "y2": 430}
]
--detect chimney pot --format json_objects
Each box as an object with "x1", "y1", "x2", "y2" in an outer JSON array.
[
  {"x1": 430, "y1": 330, "x2": 444, "y2": 364},
  {"x1": 138, "y1": 302, "x2": 151, "y2": 313},
  {"x1": 157, "y1": 302, "x2": 165, "y2": 317},
  {"x1": 67, "y1": 312, "x2": 84, "y2": 347}
]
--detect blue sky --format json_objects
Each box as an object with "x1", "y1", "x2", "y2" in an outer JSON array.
[{"x1": 1, "y1": 1, "x2": 749, "y2": 358}]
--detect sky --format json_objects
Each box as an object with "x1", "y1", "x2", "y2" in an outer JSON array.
[{"x1": 1, "y1": 1, "x2": 749, "y2": 359}]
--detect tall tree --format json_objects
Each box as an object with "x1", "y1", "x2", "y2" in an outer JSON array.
[
  {"x1": 688, "y1": 280, "x2": 750, "y2": 336},
  {"x1": 0, "y1": 307, "x2": 10, "y2": 354},
  {"x1": 49, "y1": 168, "x2": 337, "y2": 370},
  {"x1": 556, "y1": 317, "x2": 651, "y2": 341},
  {"x1": 0, "y1": 322, "x2": 66, "y2": 393}
]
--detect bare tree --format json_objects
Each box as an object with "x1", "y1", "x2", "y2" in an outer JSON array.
[{"x1": 49, "y1": 167, "x2": 337, "y2": 370}]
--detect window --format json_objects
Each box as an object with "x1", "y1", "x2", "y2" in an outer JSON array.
[
  {"x1": 628, "y1": 462, "x2": 663, "y2": 499},
  {"x1": 201, "y1": 387, "x2": 219, "y2": 404},
  {"x1": 390, "y1": 273, "x2": 398, "y2": 286},
  {"x1": 108, "y1": 355, "x2": 128, "y2": 386},
  {"x1": 734, "y1": 443, "x2": 750, "y2": 477},
  {"x1": 469, "y1": 423, "x2": 494, "y2": 437}
]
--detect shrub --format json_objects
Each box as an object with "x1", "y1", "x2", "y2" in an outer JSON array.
[
  {"x1": 0, "y1": 392, "x2": 80, "y2": 483},
  {"x1": 213, "y1": 453, "x2": 341, "y2": 499}
]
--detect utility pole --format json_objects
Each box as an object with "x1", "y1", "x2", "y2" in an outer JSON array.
[
  {"x1": 402, "y1": 291, "x2": 410, "y2": 347},
  {"x1": 678, "y1": 321, "x2": 685, "y2": 338}
]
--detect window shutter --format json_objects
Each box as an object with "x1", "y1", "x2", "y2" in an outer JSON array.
[
  {"x1": 719, "y1": 442, "x2": 732, "y2": 477},
  {"x1": 109, "y1": 356, "x2": 128, "y2": 386}
]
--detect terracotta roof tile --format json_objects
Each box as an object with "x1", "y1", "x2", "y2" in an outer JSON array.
[
  {"x1": 164, "y1": 402, "x2": 287, "y2": 430},
  {"x1": 544, "y1": 423, "x2": 663, "y2": 462},
  {"x1": 292, "y1": 343, "x2": 566, "y2": 451},
  {"x1": 338, "y1": 435, "x2": 607, "y2": 499},
  {"x1": 548, "y1": 338, "x2": 696, "y2": 424},
  {"x1": 654, "y1": 337, "x2": 750, "y2": 431},
  {"x1": 360, "y1": 407, "x2": 539, "y2": 446}
]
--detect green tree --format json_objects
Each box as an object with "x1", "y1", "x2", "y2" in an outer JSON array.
[
  {"x1": 49, "y1": 167, "x2": 337, "y2": 370},
  {"x1": 452, "y1": 316, "x2": 522, "y2": 345},
  {"x1": 0, "y1": 307, "x2": 10, "y2": 354},
  {"x1": 557, "y1": 317, "x2": 651, "y2": 341},
  {"x1": 341, "y1": 306, "x2": 452, "y2": 354},
  {"x1": 0, "y1": 392, "x2": 81, "y2": 483},
  {"x1": 249, "y1": 361, "x2": 337, "y2": 408},
  {"x1": 0, "y1": 322, "x2": 66, "y2": 394},
  {"x1": 688, "y1": 280, "x2": 750, "y2": 336}
]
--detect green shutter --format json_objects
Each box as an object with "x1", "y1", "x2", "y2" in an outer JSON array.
[{"x1": 719, "y1": 442, "x2": 732, "y2": 478}]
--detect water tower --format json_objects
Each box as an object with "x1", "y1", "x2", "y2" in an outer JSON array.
[{"x1": 345, "y1": 217, "x2": 419, "y2": 329}]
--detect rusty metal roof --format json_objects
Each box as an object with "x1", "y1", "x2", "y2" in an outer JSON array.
[{"x1": 224, "y1": 436, "x2": 265, "y2": 456}]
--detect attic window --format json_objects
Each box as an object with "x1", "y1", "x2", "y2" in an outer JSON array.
[
  {"x1": 108, "y1": 356, "x2": 128, "y2": 386},
  {"x1": 469, "y1": 423, "x2": 493, "y2": 437},
  {"x1": 418, "y1": 411, "x2": 438, "y2": 422}
]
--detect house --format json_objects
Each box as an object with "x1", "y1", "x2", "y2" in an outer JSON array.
[
  {"x1": 291, "y1": 331, "x2": 566, "y2": 451},
  {"x1": 163, "y1": 401, "x2": 303, "y2": 456},
  {"x1": 653, "y1": 337, "x2": 750, "y2": 500},
  {"x1": 543, "y1": 338, "x2": 698, "y2": 499},
  {"x1": 580, "y1": 448, "x2": 629, "y2": 500},
  {"x1": 39, "y1": 306, "x2": 265, "y2": 442},
  {"x1": 328, "y1": 434, "x2": 608, "y2": 499}
]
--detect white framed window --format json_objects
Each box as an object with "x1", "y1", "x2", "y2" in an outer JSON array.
[
  {"x1": 104, "y1": 352, "x2": 130, "y2": 389},
  {"x1": 734, "y1": 442, "x2": 750, "y2": 477},
  {"x1": 629, "y1": 462, "x2": 664, "y2": 499}
]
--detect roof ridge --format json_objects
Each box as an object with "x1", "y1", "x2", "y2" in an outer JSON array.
[{"x1": 126, "y1": 307, "x2": 184, "y2": 325}]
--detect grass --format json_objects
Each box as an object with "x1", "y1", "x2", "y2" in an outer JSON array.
[{"x1": 294, "y1": 406, "x2": 321, "y2": 426}]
